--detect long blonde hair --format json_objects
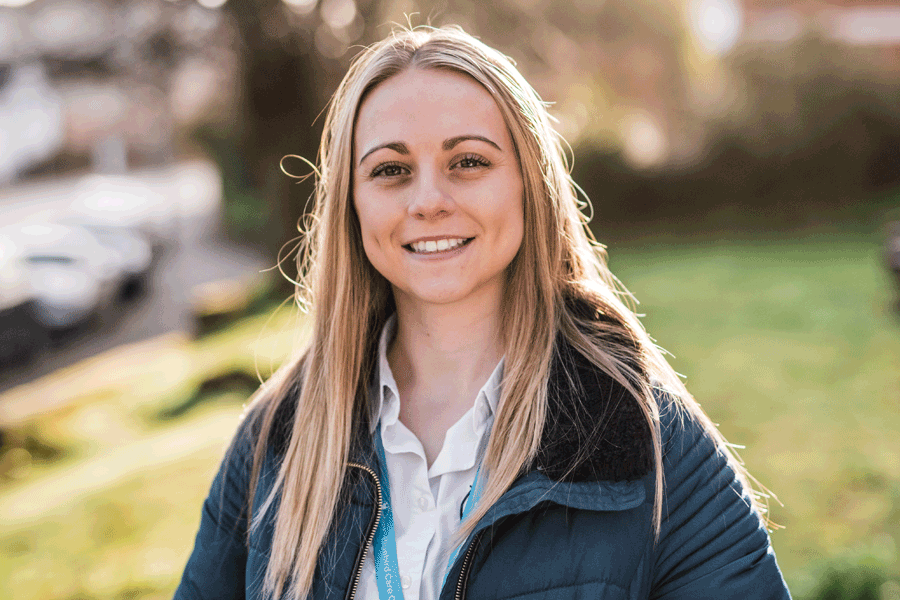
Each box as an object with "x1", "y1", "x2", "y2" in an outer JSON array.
[{"x1": 241, "y1": 25, "x2": 766, "y2": 600}]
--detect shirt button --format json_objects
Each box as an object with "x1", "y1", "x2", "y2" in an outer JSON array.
[
  {"x1": 417, "y1": 495, "x2": 428, "y2": 511},
  {"x1": 401, "y1": 575, "x2": 411, "y2": 589}
]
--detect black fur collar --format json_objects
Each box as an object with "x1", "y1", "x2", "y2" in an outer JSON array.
[{"x1": 533, "y1": 335, "x2": 653, "y2": 482}]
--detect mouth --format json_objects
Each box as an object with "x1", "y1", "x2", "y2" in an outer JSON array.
[{"x1": 403, "y1": 237, "x2": 474, "y2": 255}]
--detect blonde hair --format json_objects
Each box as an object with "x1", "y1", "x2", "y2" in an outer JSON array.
[{"x1": 241, "y1": 25, "x2": 766, "y2": 600}]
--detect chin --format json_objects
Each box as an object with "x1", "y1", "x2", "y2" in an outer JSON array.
[
  {"x1": 401, "y1": 282, "x2": 475, "y2": 306},
  {"x1": 411, "y1": 289, "x2": 471, "y2": 305}
]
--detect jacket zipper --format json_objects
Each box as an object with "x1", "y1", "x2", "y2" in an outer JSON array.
[
  {"x1": 346, "y1": 462, "x2": 382, "y2": 600},
  {"x1": 345, "y1": 462, "x2": 484, "y2": 600},
  {"x1": 454, "y1": 530, "x2": 484, "y2": 600}
]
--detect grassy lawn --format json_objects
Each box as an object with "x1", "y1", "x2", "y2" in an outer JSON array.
[
  {"x1": 0, "y1": 307, "x2": 304, "y2": 600},
  {"x1": 1, "y1": 229, "x2": 898, "y2": 599}
]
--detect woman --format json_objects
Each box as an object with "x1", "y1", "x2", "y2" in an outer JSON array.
[{"x1": 174, "y1": 26, "x2": 791, "y2": 600}]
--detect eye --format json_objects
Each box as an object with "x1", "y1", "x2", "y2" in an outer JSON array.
[
  {"x1": 370, "y1": 161, "x2": 408, "y2": 178},
  {"x1": 452, "y1": 153, "x2": 490, "y2": 170}
]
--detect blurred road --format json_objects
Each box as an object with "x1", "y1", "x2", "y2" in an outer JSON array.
[{"x1": 0, "y1": 160, "x2": 271, "y2": 395}]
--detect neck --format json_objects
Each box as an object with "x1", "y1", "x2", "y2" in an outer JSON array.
[{"x1": 387, "y1": 287, "x2": 504, "y2": 463}]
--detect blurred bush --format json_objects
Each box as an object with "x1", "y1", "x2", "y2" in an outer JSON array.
[
  {"x1": 802, "y1": 549, "x2": 899, "y2": 600},
  {"x1": 189, "y1": 271, "x2": 279, "y2": 338},
  {"x1": 808, "y1": 566, "x2": 887, "y2": 600}
]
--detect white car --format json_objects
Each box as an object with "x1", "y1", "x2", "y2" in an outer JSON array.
[
  {"x1": 69, "y1": 174, "x2": 179, "y2": 249},
  {"x1": 1, "y1": 223, "x2": 126, "y2": 329},
  {"x1": 61, "y1": 217, "x2": 154, "y2": 298}
]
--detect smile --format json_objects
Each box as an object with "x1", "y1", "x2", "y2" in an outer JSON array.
[{"x1": 404, "y1": 237, "x2": 474, "y2": 254}]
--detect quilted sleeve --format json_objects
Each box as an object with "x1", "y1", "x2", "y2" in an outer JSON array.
[
  {"x1": 650, "y1": 393, "x2": 792, "y2": 600},
  {"x1": 172, "y1": 419, "x2": 255, "y2": 600}
]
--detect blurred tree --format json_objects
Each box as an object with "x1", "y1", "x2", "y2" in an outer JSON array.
[{"x1": 206, "y1": 0, "x2": 369, "y2": 284}]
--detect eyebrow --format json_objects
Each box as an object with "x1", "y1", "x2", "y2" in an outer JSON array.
[
  {"x1": 358, "y1": 142, "x2": 409, "y2": 166},
  {"x1": 442, "y1": 135, "x2": 501, "y2": 152},
  {"x1": 357, "y1": 135, "x2": 502, "y2": 166}
]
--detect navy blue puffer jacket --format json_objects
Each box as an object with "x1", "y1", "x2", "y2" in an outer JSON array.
[{"x1": 174, "y1": 339, "x2": 791, "y2": 600}]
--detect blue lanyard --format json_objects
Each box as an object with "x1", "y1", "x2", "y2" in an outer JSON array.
[{"x1": 373, "y1": 423, "x2": 484, "y2": 600}]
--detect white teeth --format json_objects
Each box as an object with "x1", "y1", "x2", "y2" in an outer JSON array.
[{"x1": 409, "y1": 238, "x2": 468, "y2": 253}]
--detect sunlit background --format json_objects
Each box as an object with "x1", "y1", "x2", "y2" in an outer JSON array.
[{"x1": 1, "y1": 0, "x2": 899, "y2": 598}]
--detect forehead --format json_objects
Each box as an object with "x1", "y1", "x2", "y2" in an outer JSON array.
[{"x1": 354, "y1": 68, "x2": 509, "y2": 153}]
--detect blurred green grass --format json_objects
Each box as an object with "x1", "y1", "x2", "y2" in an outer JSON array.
[
  {"x1": 0, "y1": 305, "x2": 305, "y2": 600},
  {"x1": 1, "y1": 230, "x2": 898, "y2": 600}
]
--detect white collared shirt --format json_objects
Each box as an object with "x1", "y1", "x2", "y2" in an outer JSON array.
[{"x1": 358, "y1": 315, "x2": 503, "y2": 600}]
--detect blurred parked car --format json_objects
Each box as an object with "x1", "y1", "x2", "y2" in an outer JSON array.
[
  {"x1": 1, "y1": 223, "x2": 126, "y2": 330},
  {"x1": 0, "y1": 236, "x2": 47, "y2": 365},
  {"x1": 69, "y1": 174, "x2": 179, "y2": 249},
  {"x1": 61, "y1": 217, "x2": 154, "y2": 299}
]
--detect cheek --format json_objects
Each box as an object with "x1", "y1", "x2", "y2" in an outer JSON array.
[
  {"x1": 354, "y1": 197, "x2": 396, "y2": 276},
  {"x1": 495, "y1": 185, "x2": 525, "y2": 251},
  {"x1": 354, "y1": 194, "x2": 384, "y2": 243},
  {"x1": 352, "y1": 195, "x2": 376, "y2": 261},
  {"x1": 508, "y1": 209, "x2": 525, "y2": 258}
]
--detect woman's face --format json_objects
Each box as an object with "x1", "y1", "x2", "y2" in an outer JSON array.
[{"x1": 352, "y1": 68, "x2": 525, "y2": 310}]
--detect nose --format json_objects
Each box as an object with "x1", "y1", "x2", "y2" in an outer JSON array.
[{"x1": 408, "y1": 170, "x2": 454, "y2": 220}]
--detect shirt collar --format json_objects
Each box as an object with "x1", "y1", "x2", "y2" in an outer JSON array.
[
  {"x1": 368, "y1": 314, "x2": 504, "y2": 434},
  {"x1": 369, "y1": 314, "x2": 401, "y2": 434}
]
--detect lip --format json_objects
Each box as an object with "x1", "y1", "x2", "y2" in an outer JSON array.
[{"x1": 403, "y1": 234, "x2": 474, "y2": 246}]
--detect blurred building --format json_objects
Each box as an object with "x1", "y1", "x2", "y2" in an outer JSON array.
[
  {"x1": 0, "y1": 0, "x2": 238, "y2": 185},
  {"x1": 0, "y1": 61, "x2": 63, "y2": 184},
  {"x1": 743, "y1": 0, "x2": 900, "y2": 56}
]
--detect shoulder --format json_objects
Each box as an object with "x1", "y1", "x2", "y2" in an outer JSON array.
[
  {"x1": 213, "y1": 375, "x2": 302, "y2": 501},
  {"x1": 652, "y1": 386, "x2": 748, "y2": 499},
  {"x1": 652, "y1": 386, "x2": 751, "y2": 513},
  {"x1": 650, "y1": 388, "x2": 790, "y2": 598}
]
